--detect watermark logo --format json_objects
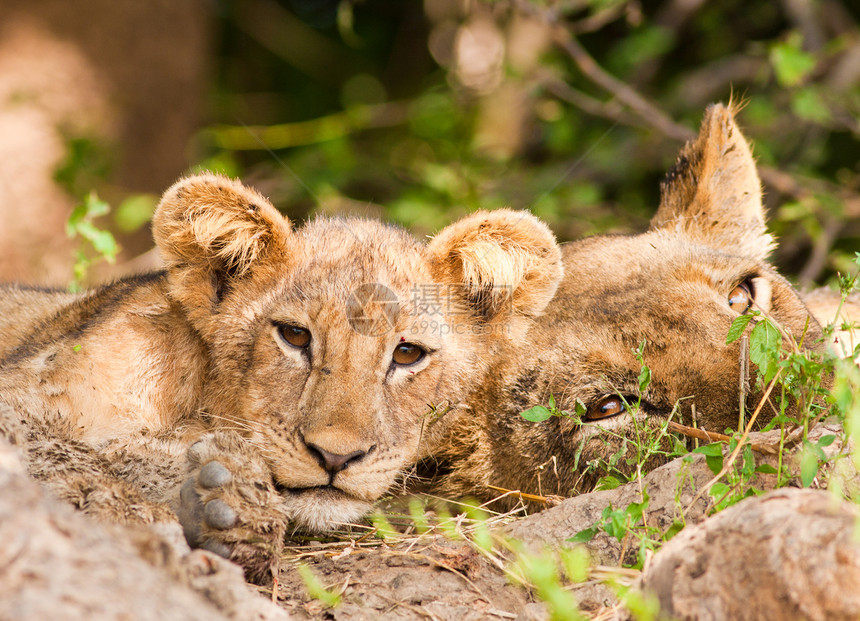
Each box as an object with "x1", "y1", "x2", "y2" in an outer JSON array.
[
  {"x1": 346, "y1": 283, "x2": 399, "y2": 337},
  {"x1": 346, "y1": 282, "x2": 514, "y2": 337}
]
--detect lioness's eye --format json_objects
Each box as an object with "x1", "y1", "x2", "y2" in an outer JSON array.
[
  {"x1": 278, "y1": 324, "x2": 311, "y2": 349},
  {"x1": 728, "y1": 281, "x2": 753, "y2": 314},
  {"x1": 584, "y1": 396, "x2": 625, "y2": 421},
  {"x1": 392, "y1": 343, "x2": 425, "y2": 366}
]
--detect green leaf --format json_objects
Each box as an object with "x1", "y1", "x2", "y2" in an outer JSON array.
[
  {"x1": 520, "y1": 405, "x2": 554, "y2": 423},
  {"x1": 799, "y1": 444, "x2": 819, "y2": 488},
  {"x1": 809, "y1": 441, "x2": 827, "y2": 461},
  {"x1": 638, "y1": 365, "x2": 651, "y2": 394},
  {"x1": 664, "y1": 521, "x2": 684, "y2": 540},
  {"x1": 608, "y1": 25, "x2": 675, "y2": 74},
  {"x1": 594, "y1": 475, "x2": 623, "y2": 491},
  {"x1": 817, "y1": 434, "x2": 837, "y2": 447},
  {"x1": 559, "y1": 546, "x2": 590, "y2": 583},
  {"x1": 741, "y1": 443, "x2": 755, "y2": 477},
  {"x1": 600, "y1": 504, "x2": 629, "y2": 541},
  {"x1": 83, "y1": 192, "x2": 110, "y2": 217},
  {"x1": 297, "y1": 564, "x2": 341, "y2": 608},
  {"x1": 770, "y1": 33, "x2": 816, "y2": 87},
  {"x1": 626, "y1": 498, "x2": 648, "y2": 526},
  {"x1": 692, "y1": 443, "x2": 723, "y2": 456},
  {"x1": 66, "y1": 204, "x2": 87, "y2": 236},
  {"x1": 90, "y1": 230, "x2": 118, "y2": 262},
  {"x1": 408, "y1": 499, "x2": 430, "y2": 535},
  {"x1": 369, "y1": 512, "x2": 398, "y2": 540},
  {"x1": 749, "y1": 320, "x2": 781, "y2": 381},
  {"x1": 709, "y1": 481, "x2": 730, "y2": 503},
  {"x1": 568, "y1": 526, "x2": 599, "y2": 543},
  {"x1": 791, "y1": 87, "x2": 831, "y2": 124},
  {"x1": 755, "y1": 464, "x2": 779, "y2": 474},
  {"x1": 115, "y1": 194, "x2": 157, "y2": 233},
  {"x1": 693, "y1": 443, "x2": 724, "y2": 475},
  {"x1": 708, "y1": 482, "x2": 742, "y2": 511},
  {"x1": 726, "y1": 314, "x2": 754, "y2": 344}
]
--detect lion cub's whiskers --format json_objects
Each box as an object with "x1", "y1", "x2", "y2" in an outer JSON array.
[{"x1": 198, "y1": 411, "x2": 262, "y2": 431}]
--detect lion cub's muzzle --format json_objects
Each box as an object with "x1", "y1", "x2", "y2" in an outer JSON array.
[
  {"x1": 304, "y1": 439, "x2": 376, "y2": 483},
  {"x1": 272, "y1": 426, "x2": 385, "y2": 498}
]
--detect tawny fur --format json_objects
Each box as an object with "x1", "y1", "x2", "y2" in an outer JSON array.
[
  {"x1": 0, "y1": 169, "x2": 562, "y2": 577},
  {"x1": 435, "y1": 104, "x2": 833, "y2": 504},
  {"x1": 0, "y1": 103, "x2": 845, "y2": 579}
]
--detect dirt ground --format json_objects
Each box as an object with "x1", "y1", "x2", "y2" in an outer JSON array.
[
  {"x1": 3, "y1": 416, "x2": 855, "y2": 621},
  {"x1": 261, "y1": 423, "x2": 854, "y2": 620}
]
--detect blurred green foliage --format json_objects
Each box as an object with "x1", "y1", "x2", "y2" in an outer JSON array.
[
  {"x1": 66, "y1": 192, "x2": 118, "y2": 291},
  {"x1": 197, "y1": 0, "x2": 860, "y2": 286}
]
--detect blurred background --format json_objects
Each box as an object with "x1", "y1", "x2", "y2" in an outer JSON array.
[{"x1": 1, "y1": 0, "x2": 858, "y2": 288}]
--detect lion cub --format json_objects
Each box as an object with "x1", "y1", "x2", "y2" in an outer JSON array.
[
  {"x1": 438, "y1": 103, "x2": 825, "y2": 502},
  {"x1": 0, "y1": 170, "x2": 561, "y2": 578}
]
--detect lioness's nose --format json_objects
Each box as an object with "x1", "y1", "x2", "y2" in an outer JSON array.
[{"x1": 305, "y1": 442, "x2": 368, "y2": 474}]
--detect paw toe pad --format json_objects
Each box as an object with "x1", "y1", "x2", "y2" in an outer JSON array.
[
  {"x1": 199, "y1": 461, "x2": 233, "y2": 488},
  {"x1": 204, "y1": 498, "x2": 237, "y2": 530}
]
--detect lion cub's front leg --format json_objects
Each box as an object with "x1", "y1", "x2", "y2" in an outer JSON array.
[{"x1": 177, "y1": 430, "x2": 289, "y2": 583}]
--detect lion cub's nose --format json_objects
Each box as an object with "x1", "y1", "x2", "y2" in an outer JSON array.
[{"x1": 305, "y1": 442, "x2": 368, "y2": 474}]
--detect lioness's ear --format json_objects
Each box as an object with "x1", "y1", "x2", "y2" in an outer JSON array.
[
  {"x1": 650, "y1": 103, "x2": 773, "y2": 260},
  {"x1": 427, "y1": 209, "x2": 562, "y2": 332},
  {"x1": 153, "y1": 173, "x2": 291, "y2": 332}
]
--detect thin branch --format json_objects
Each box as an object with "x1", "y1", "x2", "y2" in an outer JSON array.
[
  {"x1": 550, "y1": 26, "x2": 695, "y2": 142},
  {"x1": 666, "y1": 421, "x2": 778, "y2": 455},
  {"x1": 207, "y1": 101, "x2": 410, "y2": 150},
  {"x1": 540, "y1": 73, "x2": 642, "y2": 127},
  {"x1": 684, "y1": 370, "x2": 782, "y2": 515},
  {"x1": 799, "y1": 215, "x2": 844, "y2": 287}
]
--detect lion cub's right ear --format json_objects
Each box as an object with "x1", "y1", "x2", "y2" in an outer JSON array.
[
  {"x1": 427, "y1": 209, "x2": 563, "y2": 339},
  {"x1": 153, "y1": 173, "x2": 291, "y2": 333},
  {"x1": 650, "y1": 103, "x2": 774, "y2": 261}
]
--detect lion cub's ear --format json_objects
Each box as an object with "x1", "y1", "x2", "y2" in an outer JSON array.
[
  {"x1": 650, "y1": 103, "x2": 774, "y2": 261},
  {"x1": 427, "y1": 209, "x2": 562, "y2": 335},
  {"x1": 153, "y1": 173, "x2": 291, "y2": 333}
]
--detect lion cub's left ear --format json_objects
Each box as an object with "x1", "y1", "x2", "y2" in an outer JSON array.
[
  {"x1": 427, "y1": 209, "x2": 562, "y2": 335},
  {"x1": 650, "y1": 103, "x2": 774, "y2": 261},
  {"x1": 153, "y1": 173, "x2": 291, "y2": 334}
]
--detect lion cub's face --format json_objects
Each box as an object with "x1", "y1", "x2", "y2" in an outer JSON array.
[
  {"x1": 511, "y1": 233, "x2": 818, "y2": 495},
  {"x1": 152, "y1": 177, "x2": 562, "y2": 531},
  {"x1": 546, "y1": 231, "x2": 817, "y2": 432},
  {"x1": 442, "y1": 104, "x2": 826, "y2": 501}
]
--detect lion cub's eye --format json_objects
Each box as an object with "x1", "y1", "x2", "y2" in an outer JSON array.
[
  {"x1": 728, "y1": 281, "x2": 753, "y2": 314},
  {"x1": 278, "y1": 324, "x2": 311, "y2": 349},
  {"x1": 584, "y1": 396, "x2": 626, "y2": 421},
  {"x1": 392, "y1": 343, "x2": 426, "y2": 366}
]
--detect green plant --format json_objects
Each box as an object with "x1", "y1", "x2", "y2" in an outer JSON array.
[
  {"x1": 65, "y1": 192, "x2": 119, "y2": 292},
  {"x1": 507, "y1": 542, "x2": 587, "y2": 621},
  {"x1": 296, "y1": 563, "x2": 341, "y2": 608},
  {"x1": 520, "y1": 394, "x2": 586, "y2": 423},
  {"x1": 520, "y1": 341, "x2": 687, "y2": 495}
]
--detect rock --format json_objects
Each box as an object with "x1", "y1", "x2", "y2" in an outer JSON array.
[
  {"x1": 0, "y1": 435, "x2": 288, "y2": 621},
  {"x1": 0, "y1": 436, "x2": 227, "y2": 620},
  {"x1": 636, "y1": 488, "x2": 860, "y2": 621}
]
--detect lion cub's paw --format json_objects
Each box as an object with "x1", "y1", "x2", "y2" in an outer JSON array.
[{"x1": 177, "y1": 430, "x2": 288, "y2": 583}]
